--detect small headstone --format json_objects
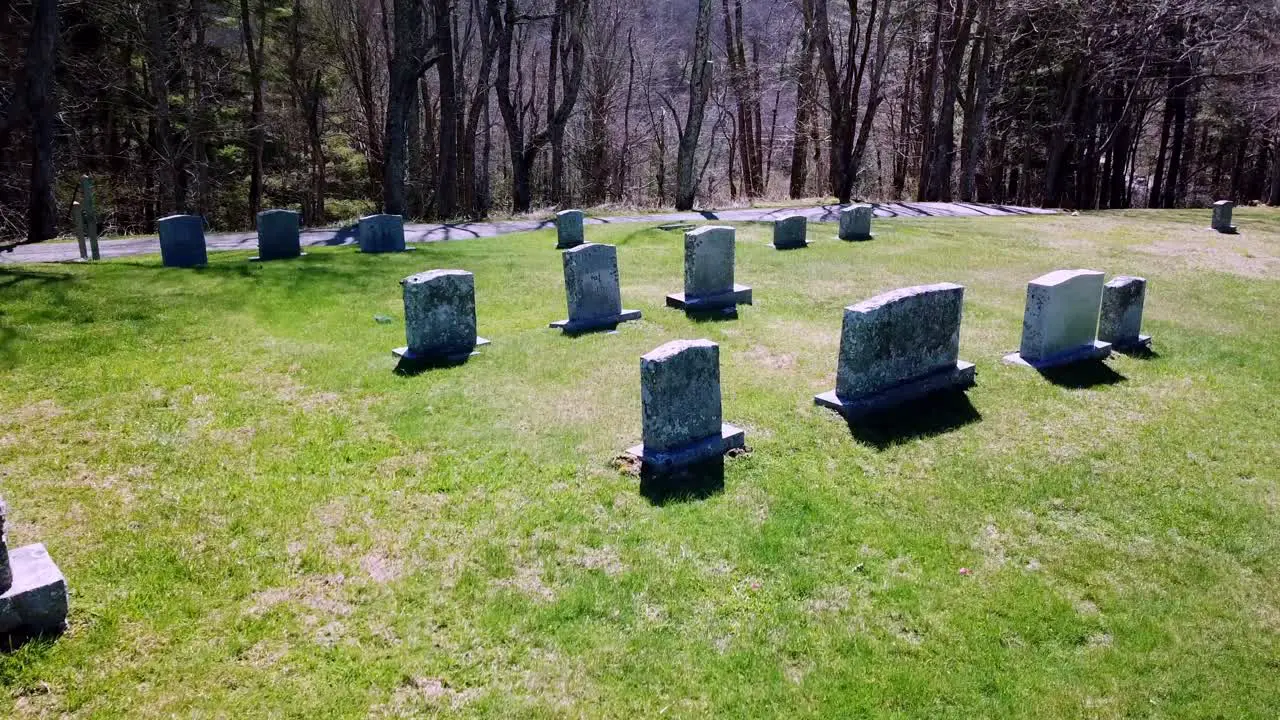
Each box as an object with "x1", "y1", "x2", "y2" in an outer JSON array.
[
  {"x1": 665, "y1": 226, "x2": 752, "y2": 314},
  {"x1": 556, "y1": 209, "x2": 585, "y2": 249},
  {"x1": 815, "y1": 283, "x2": 976, "y2": 418},
  {"x1": 359, "y1": 214, "x2": 407, "y2": 253},
  {"x1": 0, "y1": 497, "x2": 69, "y2": 641},
  {"x1": 839, "y1": 204, "x2": 873, "y2": 241},
  {"x1": 157, "y1": 214, "x2": 208, "y2": 268},
  {"x1": 392, "y1": 269, "x2": 489, "y2": 363},
  {"x1": 1211, "y1": 200, "x2": 1236, "y2": 233},
  {"x1": 254, "y1": 209, "x2": 303, "y2": 261},
  {"x1": 1003, "y1": 269, "x2": 1111, "y2": 368},
  {"x1": 625, "y1": 339, "x2": 745, "y2": 471},
  {"x1": 771, "y1": 215, "x2": 808, "y2": 249},
  {"x1": 1098, "y1": 276, "x2": 1151, "y2": 351},
  {"x1": 550, "y1": 243, "x2": 641, "y2": 334}
]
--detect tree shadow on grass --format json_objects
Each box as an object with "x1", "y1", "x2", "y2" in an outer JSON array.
[
  {"x1": 640, "y1": 456, "x2": 725, "y2": 506},
  {"x1": 844, "y1": 390, "x2": 982, "y2": 450},
  {"x1": 1037, "y1": 361, "x2": 1126, "y2": 388}
]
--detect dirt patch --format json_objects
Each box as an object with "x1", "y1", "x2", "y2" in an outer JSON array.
[
  {"x1": 743, "y1": 344, "x2": 796, "y2": 371},
  {"x1": 496, "y1": 563, "x2": 556, "y2": 602},
  {"x1": 568, "y1": 546, "x2": 625, "y2": 576},
  {"x1": 360, "y1": 551, "x2": 405, "y2": 584}
]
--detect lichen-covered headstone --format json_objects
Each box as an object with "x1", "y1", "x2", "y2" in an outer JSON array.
[
  {"x1": 550, "y1": 243, "x2": 641, "y2": 334},
  {"x1": 157, "y1": 214, "x2": 208, "y2": 267},
  {"x1": 393, "y1": 269, "x2": 489, "y2": 363},
  {"x1": 556, "y1": 209, "x2": 585, "y2": 249},
  {"x1": 665, "y1": 226, "x2": 752, "y2": 313},
  {"x1": 1098, "y1": 275, "x2": 1151, "y2": 350},
  {"x1": 359, "y1": 214, "x2": 407, "y2": 253},
  {"x1": 838, "y1": 204, "x2": 873, "y2": 241},
  {"x1": 255, "y1": 209, "x2": 303, "y2": 261},
  {"x1": 815, "y1": 283, "x2": 975, "y2": 417},
  {"x1": 771, "y1": 215, "x2": 808, "y2": 249},
  {"x1": 1211, "y1": 200, "x2": 1236, "y2": 233},
  {"x1": 0, "y1": 496, "x2": 69, "y2": 641},
  {"x1": 625, "y1": 339, "x2": 744, "y2": 471},
  {"x1": 1003, "y1": 269, "x2": 1111, "y2": 368}
]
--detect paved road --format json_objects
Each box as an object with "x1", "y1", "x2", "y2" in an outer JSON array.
[{"x1": 1, "y1": 201, "x2": 1055, "y2": 264}]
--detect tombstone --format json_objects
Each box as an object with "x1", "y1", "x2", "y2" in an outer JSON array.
[
  {"x1": 253, "y1": 209, "x2": 304, "y2": 261},
  {"x1": 771, "y1": 215, "x2": 808, "y2": 249},
  {"x1": 80, "y1": 175, "x2": 101, "y2": 261},
  {"x1": 839, "y1": 204, "x2": 874, "y2": 241},
  {"x1": 556, "y1": 209, "x2": 585, "y2": 249},
  {"x1": 1211, "y1": 200, "x2": 1236, "y2": 234},
  {"x1": 359, "y1": 214, "x2": 407, "y2": 253},
  {"x1": 665, "y1": 226, "x2": 752, "y2": 314},
  {"x1": 392, "y1": 269, "x2": 489, "y2": 364},
  {"x1": 1003, "y1": 269, "x2": 1111, "y2": 368},
  {"x1": 157, "y1": 215, "x2": 208, "y2": 267},
  {"x1": 815, "y1": 283, "x2": 976, "y2": 418},
  {"x1": 550, "y1": 243, "x2": 642, "y2": 334},
  {"x1": 1098, "y1": 276, "x2": 1151, "y2": 351},
  {"x1": 624, "y1": 339, "x2": 745, "y2": 472},
  {"x1": 0, "y1": 496, "x2": 69, "y2": 642}
]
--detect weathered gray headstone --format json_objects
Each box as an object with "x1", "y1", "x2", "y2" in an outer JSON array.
[
  {"x1": 1003, "y1": 269, "x2": 1111, "y2": 368},
  {"x1": 393, "y1": 269, "x2": 489, "y2": 363},
  {"x1": 157, "y1": 214, "x2": 208, "y2": 268},
  {"x1": 1211, "y1": 200, "x2": 1236, "y2": 233},
  {"x1": 839, "y1": 204, "x2": 874, "y2": 241},
  {"x1": 771, "y1": 215, "x2": 808, "y2": 249},
  {"x1": 1098, "y1": 275, "x2": 1151, "y2": 350},
  {"x1": 625, "y1": 339, "x2": 745, "y2": 471},
  {"x1": 550, "y1": 243, "x2": 641, "y2": 334},
  {"x1": 359, "y1": 214, "x2": 407, "y2": 253},
  {"x1": 665, "y1": 226, "x2": 752, "y2": 313},
  {"x1": 254, "y1": 209, "x2": 303, "y2": 261},
  {"x1": 556, "y1": 209, "x2": 585, "y2": 249},
  {"x1": 815, "y1": 283, "x2": 975, "y2": 417},
  {"x1": 0, "y1": 498, "x2": 69, "y2": 641}
]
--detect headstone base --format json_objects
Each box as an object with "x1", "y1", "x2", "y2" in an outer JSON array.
[
  {"x1": 769, "y1": 240, "x2": 809, "y2": 250},
  {"x1": 1003, "y1": 340, "x2": 1112, "y2": 369},
  {"x1": 1213, "y1": 225, "x2": 1238, "y2": 235},
  {"x1": 393, "y1": 337, "x2": 490, "y2": 364},
  {"x1": 665, "y1": 284, "x2": 753, "y2": 312},
  {"x1": 0, "y1": 544, "x2": 68, "y2": 640},
  {"x1": 250, "y1": 252, "x2": 307, "y2": 262},
  {"x1": 1111, "y1": 334, "x2": 1152, "y2": 352},
  {"x1": 361, "y1": 246, "x2": 416, "y2": 254},
  {"x1": 625, "y1": 424, "x2": 745, "y2": 473},
  {"x1": 550, "y1": 309, "x2": 642, "y2": 335},
  {"x1": 556, "y1": 241, "x2": 584, "y2": 250},
  {"x1": 815, "y1": 361, "x2": 976, "y2": 419},
  {"x1": 841, "y1": 233, "x2": 873, "y2": 242}
]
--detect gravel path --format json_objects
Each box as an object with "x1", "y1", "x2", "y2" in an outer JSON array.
[{"x1": 1, "y1": 201, "x2": 1055, "y2": 264}]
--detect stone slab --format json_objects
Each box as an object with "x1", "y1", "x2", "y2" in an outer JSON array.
[
  {"x1": 1017, "y1": 269, "x2": 1105, "y2": 362},
  {"x1": 1211, "y1": 200, "x2": 1236, "y2": 233},
  {"x1": 359, "y1": 214, "x2": 407, "y2": 253},
  {"x1": 683, "y1": 226, "x2": 737, "y2": 298},
  {"x1": 157, "y1": 214, "x2": 208, "y2": 267},
  {"x1": 550, "y1": 309, "x2": 642, "y2": 335},
  {"x1": 625, "y1": 423, "x2": 745, "y2": 472},
  {"x1": 839, "y1": 204, "x2": 873, "y2": 241},
  {"x1": 254, "y1": 209, "x2": 303, "y2": 261},
  {"x1": 393, "y1": 338, "x2": 490, "y2": 364},
  {"x1": 835, "y1": 283, "x2": 965, "y2": 399},
  {"x1": 1099, "y1": 275, "x2": 1148, "y2": 348},
  {"x1": 816, "y1": 361, "x2": 976, "y2": 419},
  {"x1": 1003, "y1": 340, "x2": 1112, "y2": 369},
  {"x1": 771, "y1": 215, "x2": 808, "y2": 249},
  {"x1": 556, "y1": 209, "x2": 585, "y2": 248},
  {"x1": 402, "y1": 269, "x2": 479, "y2": 358},
  {"x1": 665, "y1": 285, "x2": 753, "y2": 312},
  {"x1": 0, "y1": 544, "x2": 68, "y2": 639},
  {"x1": 639, "y1": 339, "x2": 723, "y2": 453},
  {"x1": 562, "y1": 243, "x2": 624, "y2": 323}
]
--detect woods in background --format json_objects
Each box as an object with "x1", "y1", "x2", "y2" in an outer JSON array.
[{"x1": 2, "y1": 0, "x2": 1279, "y2": 243}]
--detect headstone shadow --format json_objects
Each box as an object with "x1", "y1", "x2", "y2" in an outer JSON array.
[
  {"x1": 639, "y1": 456, "x2": 725, "y2": 505},
  {"x1": 1114, "y1": 345, "x2": 1158, "y2": 360},
  {"x1": 1036, "y1": 360, "x2": 1126, "y2": 388},
  {"x1": 393, "y1": 355, "x2": 472, "y2": 376},
  {"x1": 844, "y1": 390, "x2": 982, "y2": 449}
]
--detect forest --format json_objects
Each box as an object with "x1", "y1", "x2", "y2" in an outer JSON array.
[{"x1": 2, "y1": 0, "x2": 1278, "y2": 245}]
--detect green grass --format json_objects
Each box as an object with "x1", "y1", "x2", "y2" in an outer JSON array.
[{"x1": 1, "y1": 209, "x2": 1278, "y2": 718}]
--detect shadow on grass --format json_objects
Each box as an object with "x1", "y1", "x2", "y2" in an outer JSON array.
[
  {"x1": 393, "y1": 354, "x2": 473, "y2": 376},
  {"x1": 640, "y1": 456, "x2": 725, "y2": 506},
  {"x1": 1037, "y1": 360, "x2": 1126, "y2": 388},
  {"x1": 1115, "y1": 345, "x2": 1159, "y2": 360},
  {"x1": 686, "y1": 308, "x2": 740, "y2": 323},
  {"x1": 1, "y1": 628, "x2": 65, "y2": 654},
  {"x1": 845, "y1": 390, "x2": 982, "y2": 450}
]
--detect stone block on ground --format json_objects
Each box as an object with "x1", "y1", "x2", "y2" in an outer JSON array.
[
  {"x1": 1211, "y1": 200, "x2": 1236, "y2": 233},
  {"x1": 815, "y1": 283, "x2": 975, "y2": 418},
  {"x1": 838, "y1": 204, "x2": 874, "y2": 241},
  {"x1": 254, "y1": 209, "x2": 303, "y2": 261},
  {"x1": 771, "y1": 215, "x2": 808, "y2": 249},
  {"x1": 0, "y1": 544, "x2": 68, "y2": 641},
  {"x1": 157, "y1": 214, "x2": 208, "y2": 268},
  {"x1": 556, "y1": 209, "x2": 585, "y2": 249},
  {"x1": 665, "y1": 226, "x2": 752, "y2": 313},
  {"x1": 359, "y1": 214, "x2": 407, "y2": 253},
  {"x1": 393, "y1": 269, "x2": 489, "y2": 363},
  {"x1": 1004, "y1": 269, "x2": 1111, "y2": 368},
  {"x1": 1098, "y1": 275, "x2": 1150, "y2": 350},
  {"x1": 550, "y1": 243, "x2": 641, "y2": 334}
]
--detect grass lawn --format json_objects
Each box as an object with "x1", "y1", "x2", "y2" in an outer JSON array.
[{"x1": 1, "y1": 208, "x2": 1277, "y2": 718}]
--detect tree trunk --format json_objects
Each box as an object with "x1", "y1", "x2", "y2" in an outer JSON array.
[
  {"x1": 25, "y1": 0, "x2": 58, "y2": 243},
  {"x1": 434, "y1": 0, "x2": 458, "y2": 219},
  {"x1": 675, "y1": 0, "x2": 715, "y2": 211},
  {"x1": 240, "y1": 0, "x2": 266, "y2": 225},
  {"x1": 789, "y1": 0, "x2": 816, "y2": 199}
]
